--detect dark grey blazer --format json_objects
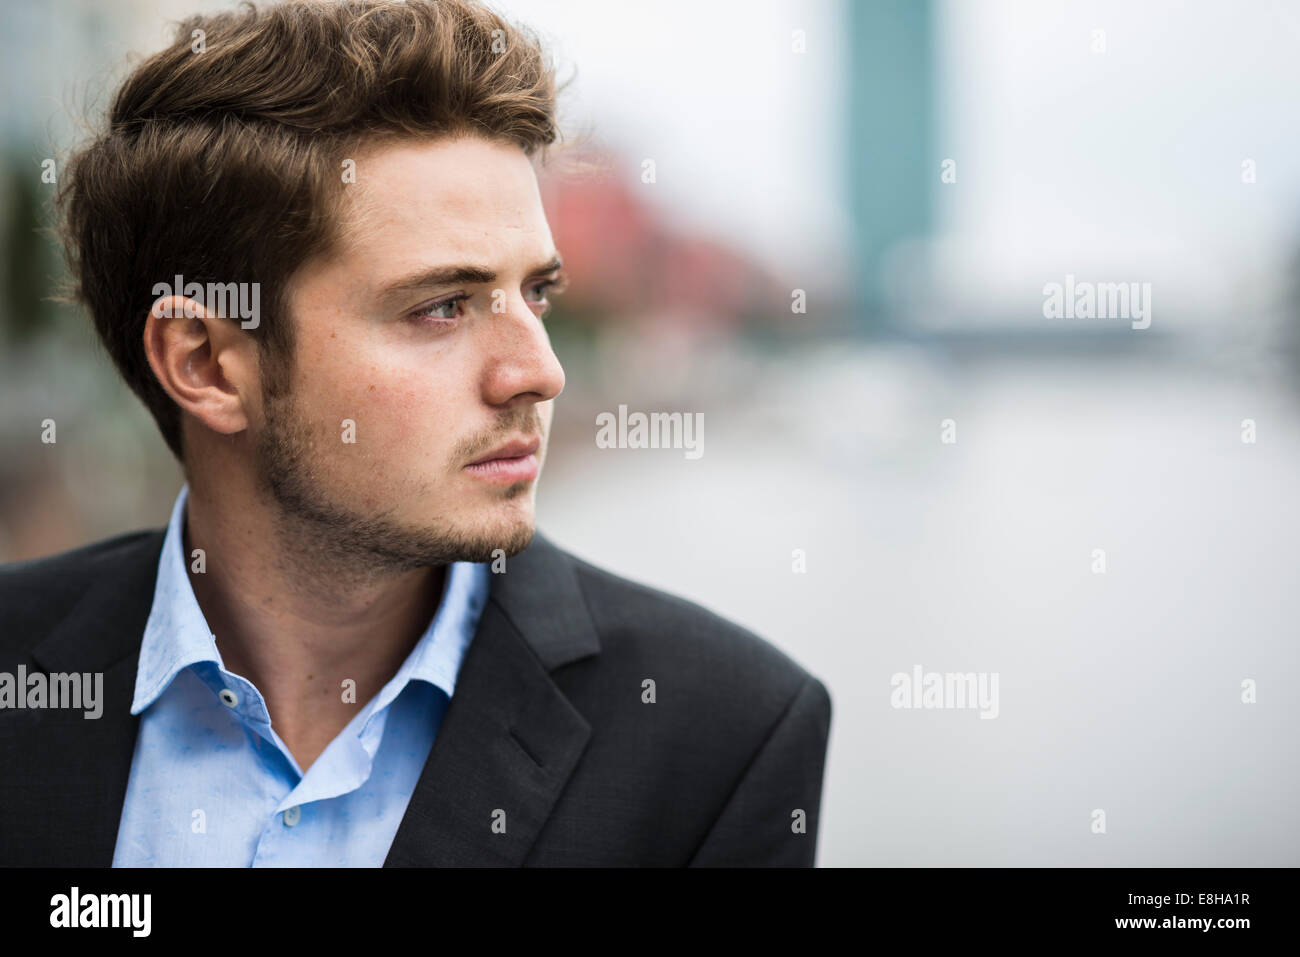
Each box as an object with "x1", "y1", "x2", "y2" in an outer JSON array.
[{"x1": 0, "y1": 528, "x2": 831, "y2": 867}]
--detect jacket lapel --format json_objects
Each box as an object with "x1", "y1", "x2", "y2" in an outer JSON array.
[
  {"x1": 12, "y1": 532, "x2": 163, "y2": 867},
  {"x1": 385, "y1": 532, "x2": 599, "y2": 866}
]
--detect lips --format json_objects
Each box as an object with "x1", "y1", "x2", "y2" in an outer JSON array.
[
  {"x1": 463, "y1": 435, "x2": 543, "y2": 486},
  {"x1": 465, "y1": 436, "x2": 541, "y2": 467}
]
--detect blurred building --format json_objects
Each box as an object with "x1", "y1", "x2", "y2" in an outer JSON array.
[{"x1": 540, "y1": 156, "x2": 791, "y2": 334}]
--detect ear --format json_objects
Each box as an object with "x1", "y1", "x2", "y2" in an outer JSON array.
[{"x1": 143, "y1": 295, "x2": 260, "y2": 438}]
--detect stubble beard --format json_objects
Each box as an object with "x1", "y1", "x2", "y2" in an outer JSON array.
[{"x1": 253, "y1": 386, "x2": 537, "y2": 585}]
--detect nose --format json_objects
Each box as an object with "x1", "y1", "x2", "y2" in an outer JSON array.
[{"x1": 480, "y1": 295, "x2": 565, "y2": 410}]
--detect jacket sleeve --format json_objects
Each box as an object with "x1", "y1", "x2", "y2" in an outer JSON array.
[{"x1": 687, "y1": 674, "x2": 832, "y2": 867}]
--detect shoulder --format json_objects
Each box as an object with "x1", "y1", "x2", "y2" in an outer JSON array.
[
  {"x1": 520, "y1": 536, "x2": 832, "y2": 863},
  {"x1": 554, "y1": 540, "x2": 829, "y2": 720},
  {"x1": 0, "y1": 530, "x2": 164, "y2": 655}
]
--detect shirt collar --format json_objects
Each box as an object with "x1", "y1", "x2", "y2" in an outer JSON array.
[{"x1": 132, "y1": 485, "x2": 489, "y2": 715}]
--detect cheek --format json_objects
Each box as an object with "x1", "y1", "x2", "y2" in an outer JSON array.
[
  {"x1": 295, "y1": 319, "x2": 471, "y2": 463},
  {"x1": 329, "y1": 360, "x2": 465, "y2": 461}
]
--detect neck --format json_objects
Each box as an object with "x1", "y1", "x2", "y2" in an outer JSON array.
[{"x1": 181, "y1": 482, "x2": 446, "y2": 773}]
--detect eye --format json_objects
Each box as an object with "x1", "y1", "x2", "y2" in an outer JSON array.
[
  {"x1": 523, "y1": 281, "x2": 553, "y2": 304},
  {"x1": 524, "y1": 275, "x2": 567, "y2": 310},
  {"x1": 409, "y1": 293, "x2": 467, "y2": 323}
]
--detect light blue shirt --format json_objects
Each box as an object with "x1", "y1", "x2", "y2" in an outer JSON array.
[{"x1": 112, "y1": 486, "x2": 489, "y2": 867}]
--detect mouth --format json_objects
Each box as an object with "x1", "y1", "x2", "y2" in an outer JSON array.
[{"x1": 463, "y1": 436, "x2": 542, "y2": 486}]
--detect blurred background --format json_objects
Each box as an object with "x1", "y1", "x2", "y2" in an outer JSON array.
[{"x1": 2, "y1": 0, "x2": 1298, "y2": 866}]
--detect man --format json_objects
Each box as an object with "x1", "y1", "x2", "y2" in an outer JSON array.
[{"x1": 0, "y1": 0, "x2": 831, "y2": 866}]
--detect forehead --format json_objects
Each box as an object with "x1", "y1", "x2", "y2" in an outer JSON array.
[{"x1": 338, "y1": 134, "x2": 552, "y2": 267}]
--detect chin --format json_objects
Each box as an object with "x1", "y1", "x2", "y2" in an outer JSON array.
[{"x1": 469, "y1": 503, "x2": 537, "y2": 557}]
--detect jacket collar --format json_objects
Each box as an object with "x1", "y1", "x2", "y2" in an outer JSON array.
[
  {"x1": 31, "y1": 531, "x2": 164, "y2": 677},
  {"x1": 384, "y1": 531, "x2": 599, "y2": 865},
  {"x1": 22, "y1": 526, "x2": 599, "y2": 867},
  {"x1": 483, "y1": 530, "x2": 601, "y2": 671}
]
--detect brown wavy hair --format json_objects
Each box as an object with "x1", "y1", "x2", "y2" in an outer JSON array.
[{"x1": 55, "y1": 0, "x2": 560, "y2": 460}]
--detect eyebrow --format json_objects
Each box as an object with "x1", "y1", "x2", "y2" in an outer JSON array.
[{"x1": 377, "y1": 254, "x2": 564, "y2": 302}]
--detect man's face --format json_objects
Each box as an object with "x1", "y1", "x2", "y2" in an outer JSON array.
[{"x1": 253, "y1": 134, "x2": 566, "y2": 570}]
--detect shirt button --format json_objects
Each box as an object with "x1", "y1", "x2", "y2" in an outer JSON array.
[
  {"x1": 283, "y1": 806, "x2": 301, "y2": 827},
  {"x1": 218, "y1": 688, "x2": 239, "y2": 708}
]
